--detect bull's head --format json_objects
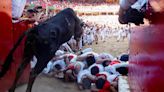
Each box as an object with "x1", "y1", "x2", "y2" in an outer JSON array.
[
  {"x1": 118, "y1": 0, "x2": 145, "y2": 25},
  {"x1": 64, "y1": 8, "x2": 84, "y2": 43}
]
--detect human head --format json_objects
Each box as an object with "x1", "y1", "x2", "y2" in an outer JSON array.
[
  {"x1": 55, "y1": 50, "x2": 64, "y2": 56},
  {"x1": 86, "y1": 55, "x2": 96, "y2": 67},
  {"x1": 91, "y1": 66, "x2": 99, "y2": 75},
  {"x1": 35, "y1": 6, "x2": 43, "y2": 12},
  {"x1": 27, "y1": 9, "x2": 37, "y2": 18},
  {"x1": 82, "y1": 78, "x2": 92, "y2": 89},
  {"x1": 54, "y1": 64, "x2": 62, "y2": 70},
  {"x1": 116, "y1": 67, "x2": 128, "y2": 75},
  {"x1": 102, "y1": 60, "x2": 110, "y2": 67},
  {"x1": 120, "y1": 54, "x2": 129, "y2": 62}
]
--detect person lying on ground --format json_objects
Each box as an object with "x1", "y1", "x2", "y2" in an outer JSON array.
[{"x1": 91, "y1": 71, "x2": 118, "y2": 92}]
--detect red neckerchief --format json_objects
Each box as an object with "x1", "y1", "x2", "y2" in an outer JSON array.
[{"x1": 110, "y1": 60, "x2": 120, "y2": 65}]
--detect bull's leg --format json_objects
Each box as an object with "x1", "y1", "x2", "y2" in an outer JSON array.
[
  {"x1": 9, "y1": 43, "x2": 34, "y2": 92},
  {"x1": 26, "y1": 56, "x2": 52, "y2": 92}
]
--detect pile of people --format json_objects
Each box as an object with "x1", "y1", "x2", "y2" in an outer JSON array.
[{"x1": 30, "y1": 45, "x2": 129, "y2": 92}]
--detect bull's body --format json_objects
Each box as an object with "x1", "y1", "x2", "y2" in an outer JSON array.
[
  {"x1": 0, "y1": 8, "x2": 83, "y2": 92},
  {"x1": 28, "y1": 8, "x2": 79, "y2": 56}
]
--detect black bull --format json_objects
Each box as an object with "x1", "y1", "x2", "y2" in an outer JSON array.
[{"x1": 0, "y1": 8, "x2": 83, "y2": 92}]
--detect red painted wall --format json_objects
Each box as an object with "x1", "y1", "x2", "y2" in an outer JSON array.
[
  {"x1": 129, "y1": 15, "x2": 164, "y2": 92},
  {"x1": 0, "y1": 0, "x2": 12, "y2": 67},
  {"x1": 0, "y1": 1, "x2": 30, "y2": 92},
  {"x1": 128, "y1": 1, "x2": 164, "y2": 91}
]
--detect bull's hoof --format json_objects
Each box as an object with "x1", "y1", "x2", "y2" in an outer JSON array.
[
  {"x1": 8, "y1": 89, "x2": 14, "y2": 92},
  {"x1": 26, "y1": 89, "x2": 32, "y2": 92}
]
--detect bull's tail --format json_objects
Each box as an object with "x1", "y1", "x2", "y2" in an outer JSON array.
[{"x1": 0, "y1": 29, "x2": 30, "y2": 78}]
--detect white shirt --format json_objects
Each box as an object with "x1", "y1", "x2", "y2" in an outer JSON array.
[
  {"x1": 105, "y1": 62, "x2": 128, "y2": 75},
  {"x1": 105, "y1": 65, "x2": 119, "y2": 75},
  {"x1": 80, "y1": 51, "x2": 99, "y2": 61},
  {"x1": 98, "y1": 53, "x2": 114, "y2": 60},
  {"x1": 43, "y1": 61, "x2": 54, "y2": 74},
  {"x1": 30, "y1": 56, "x2": 37, "y2": 68},
  {"x1": 81, "y1": 48, "x2": 93, "y2": 54},
  {"x1": 52, "y1": 59, "x2": 66, "y2": 71},
  {"x1": 88, "y1": 63, "x2": 104, "y2": 74},
  {"x1": 131, "y1": 0, "x2": 148, "y2": 11},
  {"x1": 119, "y1": 0, "x2": 136, "y2": 10},
  {"x1": 98, "y1": 72, "x2": 118, "y2": 83},
  {"x1": 74, "y1": 61, "x2": 85, "y2": 72},
  {"x1": 77, "y1": 69, "x2": 91, "y2": 83},
  {"x1": 12, "y1": 0, "x2": 26, "y2": 18},
  {"x1": 62, "y1": 43, "x2": 73, "y2": 53}
]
